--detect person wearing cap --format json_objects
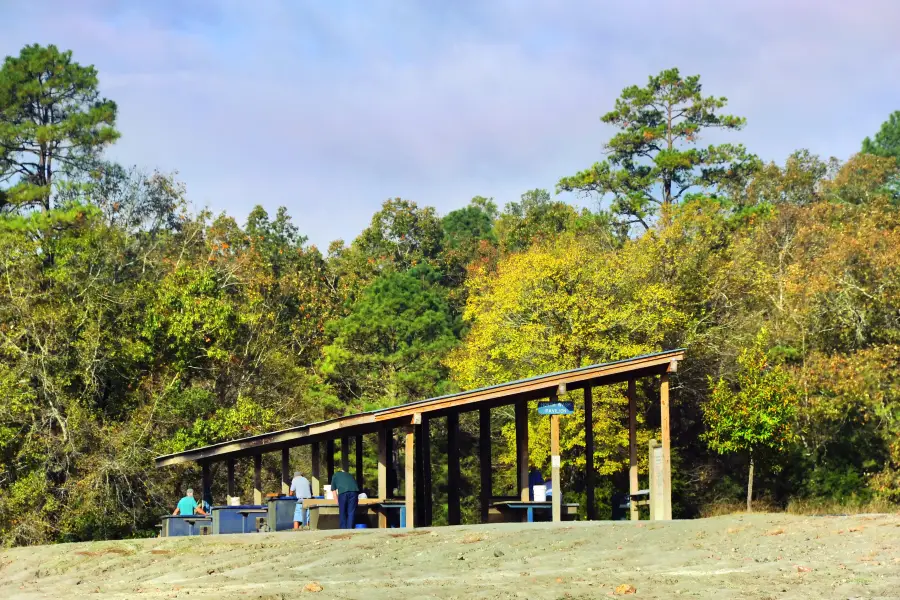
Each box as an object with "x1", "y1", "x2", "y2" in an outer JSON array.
[
  {"x1": 290, "y1": 471, "x2": 312, "y2": 530},
  {"x1": 173, "y1": 488, "x2": 207, "y2": 516}
]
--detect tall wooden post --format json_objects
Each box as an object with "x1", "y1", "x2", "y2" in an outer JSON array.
[
  {"x1": 311, "y1": 442, "x2": 321, "y2": 496},
  {"x1": 378, "y1": 429, "x2": 388, "y2": 528},
  {"x1": 447, "y1": 412, "x2": 461, "y2": 525},
  {"x1": 479, "y1": 407, "x2": 492, "y2": 523},
  {"x1": 253, "y1": 454, "x2": 262, "y2": 505},
  {"x1": 326, "y1": 439, "x2": 335, "y2": 484},
  {"x1": 341, "y1": 436, "x2": 350, "y2": 473},
  {"x1": 355, "y1": 435, "x2": 364, "y2": 490},
  {"x1": 515, "y1": 400, "x2": 529, "y2": 502},
  {"x1": 550, "y1": 413, "x2": 561, "y2": 522},
  {"x1": 281, "y1": 448, "x2": 290, "y2": 496},
  {"x1": 405, "y1": 426, "x2": 415, "y2": 528},
  {"x1": 227, "y1": 458, "x2": 236, "y2": 504},
  {"x1": 628, "y1": 379, "x2": 639, "y2": 520},
  {"x1": 421, "y1": 417, "x2": 432, "y2": 526},
  {"x1": 584, "y1": 385, "x2": 595, "y2": 520},
  {"x1": 660, "y1": 372, "x2": 673, "y2": 520},
  {"x1": 201, "y1": 462, "x2": 212, "y2": 507}
]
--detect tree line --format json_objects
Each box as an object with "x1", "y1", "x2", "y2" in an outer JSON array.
[{"x1": 1, "y1": 44, "x2": 898, "y2": 545}]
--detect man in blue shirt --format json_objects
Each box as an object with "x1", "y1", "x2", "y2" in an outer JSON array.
[{"x1": 173, "y1": 488, "x2": 207, "y2": 516}]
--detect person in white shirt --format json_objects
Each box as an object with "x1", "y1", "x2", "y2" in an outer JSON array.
[{"x1": 290, "y1": 471, "x2": 313, "y2": 530}]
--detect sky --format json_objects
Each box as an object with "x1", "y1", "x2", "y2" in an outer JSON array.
[{"x1": 1, "y1": 0, "x2": 898, "y2": 247}]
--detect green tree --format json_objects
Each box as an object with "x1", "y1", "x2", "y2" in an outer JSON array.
[
  {"x1": 440, "y1": 196, "x2": 498, "y2": 300},
  {"x1": 862, "y1": 110, "x2": 900, "y2": 162},
  {"x1": 496, "y1": 189, "x2": 581, "y2": 253},
  {"x1": 320, "y1": 263, "x2": 460, "y2": 412},
  {"x1": 558, "y1": 68, "x2": 755, "y2": 230},
  {"x1": 0, "y1": 44, "x2": 119, "y2": 210},
  {"x1": 703, "y1": 332, "x2": 798, "y2": 511}
]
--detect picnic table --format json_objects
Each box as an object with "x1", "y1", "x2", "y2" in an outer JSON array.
[
  {"x1": 492, "y1": 501, "x2": 579, "y2": 523},
  {"x1": 160, "y1": 515, "x2": 212, "y2": 537},
  {"x1": 375, "y1": 501, "x2": 408, "y2": 528},
  {"x1": 211, "y1": 505, "x2": 268, "y2": 534}
]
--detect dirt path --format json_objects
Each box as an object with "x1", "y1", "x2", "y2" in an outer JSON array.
[{"x1": 1, "y1": 513, "x2": 898, "y2": 599}]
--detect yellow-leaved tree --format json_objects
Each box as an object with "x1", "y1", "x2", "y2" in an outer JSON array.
[{"x1": 446, "y1": 234, "x2": 686, "y2": 514}]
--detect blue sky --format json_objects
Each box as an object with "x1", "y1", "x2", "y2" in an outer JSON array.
[{"x1": 2, "y1": 1, "x2": 898, "y2": 247}]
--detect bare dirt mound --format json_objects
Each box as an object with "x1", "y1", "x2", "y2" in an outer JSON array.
[{"x1": 1, "y1": 513, "x2": 898, "y2": 599}]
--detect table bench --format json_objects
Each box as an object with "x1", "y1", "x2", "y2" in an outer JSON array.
[{"x1": 492, "y1": 501, "x2": 579, "y2": 523}]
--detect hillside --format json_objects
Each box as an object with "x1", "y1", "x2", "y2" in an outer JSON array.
[{"x1": 1, "y1": 513, "x2": 898, "y2": 599}]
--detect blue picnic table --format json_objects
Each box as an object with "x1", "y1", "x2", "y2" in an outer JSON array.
[{"x1": 492, "y1": 501, "x2": 579, "y2": 523}]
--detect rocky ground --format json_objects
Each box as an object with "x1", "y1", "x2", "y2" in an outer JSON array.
[{"x1": 1, "y1": 512, "x2": 898, "y2": 599}]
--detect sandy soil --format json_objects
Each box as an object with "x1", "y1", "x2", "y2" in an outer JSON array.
[{"x1": 1, "y1": 513, "x2": 898, "y2": 599}]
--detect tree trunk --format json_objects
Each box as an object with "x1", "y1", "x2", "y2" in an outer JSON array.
[{"x1": 746, "y1": 455, "x2": 755, "y2": 513}]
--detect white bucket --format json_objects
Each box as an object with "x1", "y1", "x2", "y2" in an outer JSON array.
[
  {"x1": 533, "y1": 485, "x2": 547, "y2": 502},
  {"x1": 323, "y1": 485, "x2": 333, "y2": 499},
  {"x1": 229, "y1": 496, "x2": 240, "y2": 506}
]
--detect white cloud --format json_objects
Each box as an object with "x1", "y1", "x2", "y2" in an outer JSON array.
[{"x1": 1, "y1": 0, "x2": 897, "y2": 245}]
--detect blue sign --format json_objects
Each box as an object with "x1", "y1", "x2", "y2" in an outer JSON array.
[{"x1": 537, "y1": 400, "x2": 574, "y2": 415}]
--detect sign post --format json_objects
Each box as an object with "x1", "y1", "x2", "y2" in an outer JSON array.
[{"x1": 539, "y1": 385, "x2": 571, "y2": 523}]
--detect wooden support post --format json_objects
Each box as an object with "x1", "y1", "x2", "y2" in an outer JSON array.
[
  {"x1": 253, "y1": 454, "x2": 262, "y2": 505},
  {"x1": 378, "y1": 429, "x2": 388, "y2": 528},
  {"x1": 515, "y1": 400, "x2": 529, "y2": 502},
  {"x1": 355, "y1": 435, "x2": 364, "y2": 490},
  {"x1": 341, "y1": 436, "x2": 350, "y2": 473},
  {"x1": 311, "y1": 443, "x2": 321, "y2": 496},
  {"x1": 227, "y1": 458, "x2": 236, "y2": 504},
  {"x1": 326, "y1": 439, "x2": 335, "y2": 483},
  {"x1": 281, "y1": 448, "x2": 290, "y2": 496},
  {"x1": 201, "y1": 462, "x2": 212, "y2": 508},
  {"x1": 447, "y1": 412, "x2": 461, "y2": 526},
  {"x1": 551, "y1": 413, "x2": 561, "y2": 523},
  {"x1": 649, "y1": 439, "x2": 662, "y2": 520},
  {"x1": 414, "y1": 422, "x2": 423, "y2": 526},
  {"x1": 405, "y1": 427, "x2": 415, "y2": 528},
  {"x1": 628, "y1": 379, "x2": 639, "y2": 520},
  {"x1": 584, "y1": 385, "x2": 595, "y2": 520},
  {"x1": 421, "y1": 417, "x2": 432, "y2": 526},
  {"x1": 660, "y1": 372, "x2": 672, "y2": 520},
  {"x1": 479, "y1": 408, "x2": 492, "y2": 524}
]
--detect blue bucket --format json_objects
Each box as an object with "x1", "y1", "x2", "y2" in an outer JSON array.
[{"x1": 354, "y1": 523, "x2": 368, "y2": 529}]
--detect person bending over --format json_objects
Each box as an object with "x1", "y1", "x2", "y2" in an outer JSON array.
[{"x1": 330, "y1": 469, "x2": 359, "y2": 529}]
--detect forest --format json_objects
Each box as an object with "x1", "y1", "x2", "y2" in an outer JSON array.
[{"x1": 0, "y1": 43, "x2": 898, "y2": 546}]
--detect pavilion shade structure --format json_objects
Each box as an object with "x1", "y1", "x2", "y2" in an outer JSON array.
[{"x1": 155, "y1": 349, "x2": 684, "y2": 526}]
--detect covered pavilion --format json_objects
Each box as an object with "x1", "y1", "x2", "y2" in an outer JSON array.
[{"x1": 155, "y1": 348, "x2": 684, "y2": 527}]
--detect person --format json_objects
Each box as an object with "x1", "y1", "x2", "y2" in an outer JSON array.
[
  {"x1": 290, "y1": 470, "x2": 312, "y2": 530},
  {"x1": 330, "y1": 468, "x2": 359, "y2": 529},
  {"x1": 173, "y1": 488, "x2": 207, "y2": 516},
  {"x1": 528, "y1": 464, "x2": 544, "y2": 501}
]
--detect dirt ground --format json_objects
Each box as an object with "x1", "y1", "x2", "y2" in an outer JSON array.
[{"x1": 0, "y1": 513, "x2": 898, "y2": 599}]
